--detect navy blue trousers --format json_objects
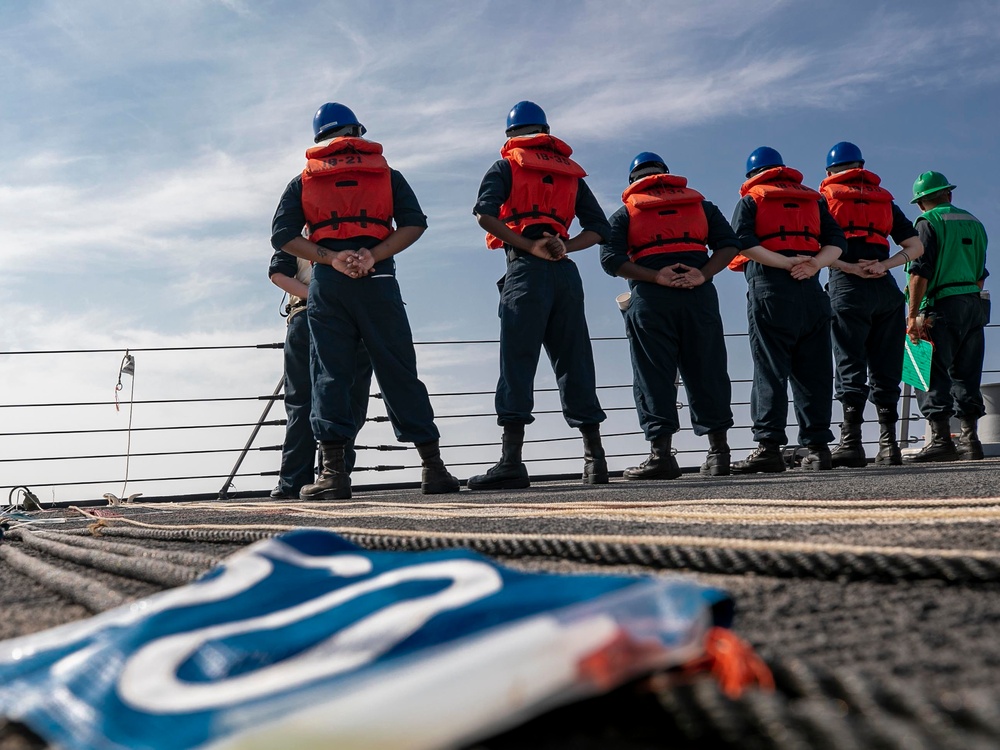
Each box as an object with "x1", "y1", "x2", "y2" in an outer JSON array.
[
  {"x1": 623, "y1": 281, "x2": 733, "y2": 440},
  {"x1": 276, "y1": 310, "x2": 372, "y2": 494},
  {"x1": 916, "y1": 293, "x2": 987, "y2": 420},
  {"x1": 745, "y1": 262, "x2": 835, "y2": 446},
  {"x1": 308, "y1": 264, "x2": 438, "y2": 445},
  {"x1": 829, "y1": 270, "x2": 905, "y2": 411},
  {"x1": 496, "y1": 254, "x2": 605, "y2": 427}
]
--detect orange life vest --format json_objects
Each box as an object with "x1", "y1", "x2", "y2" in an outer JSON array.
[
  {"x1": 622, "y1": 173, "x2": 708, "y2": 262},
  {"x1": 301, "y1": 137, "x2": 394, "y2": 243},
  {"x1": 819, "y1": 168, "x2": 893, "y2": 247},
  {"x1": 729, "y1": 167, "x2": 822, "y2": 271},
  {"x1": 485, "y1": 134, "x2": 586, "y2": 249}
]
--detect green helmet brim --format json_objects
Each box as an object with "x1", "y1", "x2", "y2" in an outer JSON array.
[{"x1": 910, "y1": 183, "x2": 956, "y2": 204}]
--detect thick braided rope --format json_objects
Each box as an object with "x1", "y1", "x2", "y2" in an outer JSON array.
[
  {"x1": 0, "y1": 545, "x2": 126, "y2": 613},
  {"x1": 29, "y1": 529, "x2": 222, "y2": 568},
  {"x1": 342, "y1": 531, "x2": 1000, "y2": 584},
  {"x1": 12, "y1": 529, "x2": 202, "y2": 588},
  {"x1": 57, "y1": 515, "x2": 1000, "y2": 584}
]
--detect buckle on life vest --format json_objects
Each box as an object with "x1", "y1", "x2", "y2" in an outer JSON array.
[{"x1": 312, "y1": 209, "x2": 393, "y2": 232}]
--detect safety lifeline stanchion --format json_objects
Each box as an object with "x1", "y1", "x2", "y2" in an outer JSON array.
[
  {"x1": 900, "y1": 382, "x2": 913, "y2": 447},
  {"x1": 218, "y1": 375, "x2": 284, "y2": 500}
]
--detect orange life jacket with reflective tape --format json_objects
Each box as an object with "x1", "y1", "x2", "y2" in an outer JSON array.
[
  {"x1": 301, "y1": 137, "x2": 394, "y2": 243},
  {"x1": 622, "y1": 173, "x2": 708, "y2": 262},
  {"x1": 485, "y1": 134, "x2": 586, "y2": 249},
  {"x1": 819, "y1": 168, "x2": 893, "y2": 248},
  {"x1": 728, "y1": 167, "x2": 822, "y2": 271}
]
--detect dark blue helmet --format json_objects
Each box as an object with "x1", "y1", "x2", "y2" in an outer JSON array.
[
  {"x1": 745, "y1": 146, "x2": 783, "y2": 178},
  {"x1": 628, "y1": 151, "x2": 668, "y2": 182},
  {"x1": 505, "y1": 101, "x2": 548, "y2": 136},
  {"x1": 312, "y1": 102, "x2": 366, "y2": 143},
  {"x1": 826, "y1": 141, "x2": 865, "y2": 169}
]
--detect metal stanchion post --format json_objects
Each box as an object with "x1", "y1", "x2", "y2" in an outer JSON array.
[
  {"x1": 219, "y1": 375, "x2": 284, "y2": 499},
  {"x1": 900, "y1": 383, "x2": 913, "y2": 447}
]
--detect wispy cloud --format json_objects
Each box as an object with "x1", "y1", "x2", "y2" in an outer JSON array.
[{"x1": 1, "y1": 0, "x2": 998, "y2": 498}]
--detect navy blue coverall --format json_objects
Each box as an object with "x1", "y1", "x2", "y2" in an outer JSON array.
[
  {"x1": 271, "y1": 171, "x2": 439, "y2": 447},
  {"x1": 267, "y1": 250, "x2": 373, "y2": 494},
  {"x1": 474, "y1": 160, "x2": 611, "y2": 427},
  {"x1": 600, "y1": 201, "x2": 738, "y2": 440},
  {"x1": 828, "y1": 205, "x2": 919, "y2": 412},
  {"x1": 731, "y1": 198, "x2": 847, "y2": 446}
]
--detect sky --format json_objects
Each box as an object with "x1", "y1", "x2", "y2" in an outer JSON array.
[{"x1": 1, "y1": 0, "x2": 999, "y2": 502}]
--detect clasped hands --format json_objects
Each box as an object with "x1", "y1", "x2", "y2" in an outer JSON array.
[
  {"x1": 527, "y1": 233, "x2": 568, "y2": 261},
  {"x1": 330, "y1": 248, "x2": 376, "y2": 278},
  {"x1": 656, "y1": 263, "x2": 706, "y2": 289},
  {"x1": 841, "y1": 258, "x2": 888, "y2": 278}
]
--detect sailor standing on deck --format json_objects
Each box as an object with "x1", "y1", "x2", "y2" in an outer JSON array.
[
  {"x1": 470, "y1": 101, "x2": 612, "y2": 490},
  {"x1": 729, "y1": 147, "x2": 847, "y2": 473},
  {"x1": 905, "y1": 171, "x2": 989, "y2": 462},
  {"x1": 270, "y1": 102, "x2": 460, "y2": 500},
  {"x1": 600, "y1": 152, "x2": 741, "y2": 479},
  {"x1": 267, "y1": 249, "x2": 373, "y2": 500},
  {"x1": 819, "y1": 142, "x2": 924, "y2": 468}
]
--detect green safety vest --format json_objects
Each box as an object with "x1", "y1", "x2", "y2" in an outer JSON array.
[{"x1": 907, "y1": 204, "x2": 987, "y2": 310}]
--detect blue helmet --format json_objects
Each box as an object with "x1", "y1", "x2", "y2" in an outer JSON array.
[
  {"x1": 628, "y1": 151, "x2": 668, "y2": 182},
  {"x1": 312, "y1": 102, "x2": 366, "y2": 143},
  {"x1": 826, "y1": 141, "x2": 864, "y2": 169},
  {"x1": 505, "y1": 101, "x2": 548, "y2": 136},
  {"x1": 745, "y1": 146, "x2": 783, "y2": 178}
]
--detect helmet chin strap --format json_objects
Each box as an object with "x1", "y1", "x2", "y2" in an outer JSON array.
[
  {"x1": 629, "y1": 166, "x2": 668, "y2": 183},
  {"x1": 505, "y1": 124, "x2": 549, "y2": 138}
]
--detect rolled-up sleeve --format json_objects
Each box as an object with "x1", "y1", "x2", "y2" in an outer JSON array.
[
  {"x1": 704, "y1": 201, "x2": 742, "y2": 252},
  {"x1": 599, "y1": 207, "x2": 630, "y2": 277},
  {"x1": 574, "y1": 179, "x2": 611, "y2": 242},
  {"x1": 473, "y1": 160, "x2": 509, "y2": 219},
  {"x1": 818, "y1": 202, "x2": 848, "y2": 251},
  {"x1": 730, "y1": 196, "x2": 760, "y2": 247},
  {"x1": 390, "y1": 169, "x2": 428, "y2": 229},
  {"x1": 270, "y1": 176, "x2": 306, "y2": 251},
  {"x1": 268, "y1": 248, "x2": 298, "y2": 279}
]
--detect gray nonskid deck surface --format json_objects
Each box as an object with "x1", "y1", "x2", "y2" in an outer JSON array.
[{"x1": 2, "y1": 459, "x2": 1000, "y2": 749}]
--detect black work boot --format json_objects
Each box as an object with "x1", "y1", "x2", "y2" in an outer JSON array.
[
  {"x1": 907, "y1": 417, "x2": 960, "y2": 463},
  {"x1": 415, "y1": 440, "x2": 461, "y2": 494},
  {"x1": 467, "y1": 424, "x2": 530, "y2": 490},
  {"x1": 300, "y1": 442, "x2": 351, "y2": 501},
  {"x1": 580, "y1": 424, "x2": 609, "y2": 484},
  {"x1": 732, "y1": 441, "x2": 785, "y2": 474},
  {"x1": 700, "y1": 431, "x2": 731, "y2": 476},
  {"x1": 830, "y1": 404, "x2": 866, "y2": 468},
  {"x1": 624, "y1": 434, "x2": 680, "y2": 480},
  {"x1": 875, "y1": 405, "x2": 902, "y2": 466},
  {"x1": 801, "y1": 444, "x2": 833, "y2": 470},
  {"x1": 957, "y1": 418, "x2": 985, "y2": 460}
]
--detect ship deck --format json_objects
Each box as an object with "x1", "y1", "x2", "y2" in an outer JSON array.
[{"x1": 3, "y1": 459, "x2": 1000, "y2": 749}]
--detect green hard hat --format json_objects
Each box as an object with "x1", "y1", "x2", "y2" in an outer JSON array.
[{"x1": 911, "y1": 171, "x2": 956, "y2": 204}]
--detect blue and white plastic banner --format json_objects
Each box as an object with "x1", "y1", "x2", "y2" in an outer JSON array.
[{"x1": 0, "y1": 530, "x2": 729, "y2": 750}]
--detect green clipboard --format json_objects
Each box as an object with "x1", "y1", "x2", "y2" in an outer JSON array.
[{"x1": 901, "y1": 337, "x2": 933, "y2": 391}]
